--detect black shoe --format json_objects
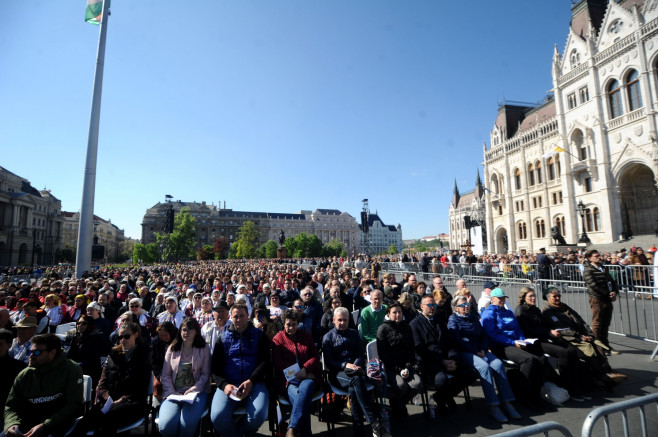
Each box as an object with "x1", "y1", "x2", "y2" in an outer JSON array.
[{"x1": 445, "y1": 397, "x2": 457, "y2": 411}]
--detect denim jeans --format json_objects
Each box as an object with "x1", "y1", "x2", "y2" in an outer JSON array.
[
  {"x1": 287, "y1": 379, "x2": 317, "y2": 436},
  {"x1": 158, "y1": 391, "x2": 208, "y2": 437},
  {"x1": 458, "y1": 351, "x2": 514, "y2": 405},
  {"x1": 333, "y1": 371, "x2": 377, "y2": 425},
  {"x1": 210, "y1": 382, "x2": 269, "y2": 437}
]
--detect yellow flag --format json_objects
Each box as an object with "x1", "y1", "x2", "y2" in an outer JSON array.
[{"x1": 554, "y1": 146, "x2": 566, "y2": 153}]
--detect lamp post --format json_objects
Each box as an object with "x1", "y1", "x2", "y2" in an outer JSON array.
[{"x1": 577, "y1": 200, "x2": 591, "y2": 244}]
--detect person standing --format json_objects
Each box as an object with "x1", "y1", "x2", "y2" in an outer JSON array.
[{"x1": 582, "y1": 250, "x2": 619, "y2": 354}]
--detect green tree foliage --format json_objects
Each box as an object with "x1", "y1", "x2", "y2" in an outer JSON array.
[
  {"x1": 60, "y1": 244, "x2": 75, "y2": 263},
  {"x1": 261, "y1": 240, "x2": 279, "y2": 258},
  {"x1": 132, "y1": 243, "x2": 158, "y2": 264},
  {"x1": 228, "y1": 241, "x2": 238, "y2": 259},
  {"x1": 197, "y1": 244, "x2": 214, "y2": 260},
  {"x1": 284, "y1": 236, "x2": 297, "y2": 257},
  {"x1": 323, "y1": 238, "x2": 344, "y2": 257},
  {"x1": 235, "y1": 221, "x2": 261, "y2": 259},
  {"x1": 388, "y1": 244, "x2": 398, "y2": 254},
  {"x1": 213, "y1": 237, "x2": 230, "y2": 259},
  {"x1": 155, "y1": 207, "x2": 197, "y2": 261}
]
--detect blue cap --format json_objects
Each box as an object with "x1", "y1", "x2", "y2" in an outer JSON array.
[{"x1": 490, "y1": 288, "x2": 507, "y2": 298}]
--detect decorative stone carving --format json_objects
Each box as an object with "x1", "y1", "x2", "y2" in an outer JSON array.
[
  {"x1": 615, "y1": 132, "x2": 622, "y2": 143},
  {"x1": 635, "y1": 125, "x2": 643, "y2": 136}
]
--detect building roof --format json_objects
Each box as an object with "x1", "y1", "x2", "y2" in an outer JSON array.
[
  {"x1": 219, "y1": 210, "x2": 306, "y2": 220},
  {"x1": 517, "y1": 100, "x2": 556, "y2": 132},
  {"x1": 315, "y1": 209, "x2": 342, "y2": 215}
]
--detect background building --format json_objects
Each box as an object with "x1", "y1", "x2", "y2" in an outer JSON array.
[
  {"x1": 0, "y1": 166, "x2": 63, "y2": 265},
  {"x1": 483, "y1": 0, "x2": 658, "y2": 253},
  {"x1": 62, "y1": 212, "x2": 127, "y2": 262},
  {"x1": 359, "y1": 212, "x2": 403, "y2": 254},
  {"x1": 141, "y1": 201, "x2": 361, "y2": 254},
  {"x1": 448, "y1": 174, "x2": 486, "y2": 253}
]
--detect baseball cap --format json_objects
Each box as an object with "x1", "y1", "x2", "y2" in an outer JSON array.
[{"x1": 490, "y1": 288, "x2": 508, "y2": 298}]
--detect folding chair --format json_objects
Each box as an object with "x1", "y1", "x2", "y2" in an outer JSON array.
[
  {"x1": 56, "y1": 322, "x2": 77, "y2": 336},
  {"x1": 270, "y1": 390, "x2": 326, "y2": 437}
]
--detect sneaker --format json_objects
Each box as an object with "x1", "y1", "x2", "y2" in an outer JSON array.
[
  {"x1": 372, "y1": 421, "x2": 392, "y2": 437},
  {"x1": 609, "y1": 348, "x2": 621, "y2": 355},
  {"x1": 606, "y1": 372, "x2": 627, "y2": 383},
  {"x1": 488, "y1": 406, "x2": 509, "y2": 423},
  {"x1": 502, "y1": 402, "x2": 522, "y2": 419}
]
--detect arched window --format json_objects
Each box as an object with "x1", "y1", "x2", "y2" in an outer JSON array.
[
  {"x1": 528, "y1": 164, "x2": 535, "y2": 186},
  {"x1": 535, "y1": 161, "x2": 542, "y2": 184},
  {"x1": 626, "y1": 70, "x2": 643, "y2": 111},
  {"x1": 535, "y1": 219, "x2": 546, "y2": 238},
  {"x1": 593, "y1": 207, "x2": 601, "y2": 231},
  {"x1": 518, "y1": 222, "x2": 527, "y2": 240},
  {"x1": 608, "y1": 79, "x2": 623, "y2": 119},
  {"x1": 572, "y1": 129, "x2": 586, "y2": 160},
  {"x1": 514, "y1": 168, "x2": 522, "y2": 190},
  {"x1": 555, "y1": 154, "x2": 561, "y2": 176},
  {"x1": 547, "y1": 157, "x2": 555, "y2": 181},
  {"x1": 491, "y1": 174, "x2": 499, "y2": 194}
]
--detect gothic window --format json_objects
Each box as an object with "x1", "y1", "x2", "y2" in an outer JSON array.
[
  {"x1": 608, "y1": 80, "x2": 623, "y2": 119},
  {"x1": 547, "y1": 157, "x2": 555, "y2": 181},
  {"x1": 535, "y1": 219, "x2": 546, "y2": 238},
  {"x1": 555, "y1": 216, "x2": 566, "y2": 237},
  {"x1": 567, "y1": 93, "x2": 577, "y2": 109},
  {"x1": 626, "y1": 70, "x2": 643, "y2": 111},
  {"x1": 535, "y1": 161, "x2": 542, "y2": 184},
  {"x1": 514, "y1": 168, "x2": 522, "y2": 190},
  {"x1": 518, "y1": 222, "x2": 527, "y2": 240},
  {"x1": 528, "y1": 164, "x2": 535, "y2": 186},
  {"x1": 579, "y1": 86, "x2": 589, "y2": 103}
]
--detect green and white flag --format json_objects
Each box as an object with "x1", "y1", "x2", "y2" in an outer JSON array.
[{"x1": 85, "y1": 0, "x2": 109, "y2": 25}]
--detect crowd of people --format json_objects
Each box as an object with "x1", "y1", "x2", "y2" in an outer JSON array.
[{"x1": 0, "y1": 252, "x2": 635, "y2": 437}]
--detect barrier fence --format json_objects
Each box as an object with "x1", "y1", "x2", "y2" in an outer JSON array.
[
  {"x1": 581, "y1": 392, "x2": 658, "y2": 437},
  {"x1": 491, "y1": 421, "x2": 573, "y2": 437}
]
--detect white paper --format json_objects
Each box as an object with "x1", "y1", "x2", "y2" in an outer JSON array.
[
  {"x1": 101, "y1": 396, "x2": 113, "y2": 414},
  {"x1": 516, "y1": 338, "x2": 538, "y2": 346},
  {"x1": 167, "y1": 392, "x2": 197, "y2": 404},
  {"x1": 283, "y1": 363, "x2": 301, "y2": 382}
]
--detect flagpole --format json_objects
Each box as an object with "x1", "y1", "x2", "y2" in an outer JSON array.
[{"x1": 75, "y1": 0, "x2": 110, "y2": 278}]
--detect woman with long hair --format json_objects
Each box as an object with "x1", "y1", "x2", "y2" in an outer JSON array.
[
  {"x1": 43, "y1": 293, "x2": 63, "y2": 333},
  {"x1": 159, "y1": 317, "x2": 211, "y2": 437},
  {"x1": 66, "y1": 315, "x2": 108, "y2": 389}
]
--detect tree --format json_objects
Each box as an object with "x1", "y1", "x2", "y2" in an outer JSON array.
[
  {"x1": 155, "y1": 207, "x2": 196, "y2": 261},
  {"x1": 213, "y1": 237, "x2": 230, "y2": 260},
  {"x1": 197, "y1": 245, "x2": 214, "y2": 260},
  {"x1": 235, "y1": 221, "x2": 261, "y2": 259},
  {"x1": 388, "y1": 244, "x2": 398, "y2": 255},
  {"x1": 132, "y1": 243, "x2": 158, "y2": 264},
  {"x1": 284, "y1": 236, "x2": 297, "y2": 257},
  {"x1": 60, "y1": 244, "x2": 76, "y2": 263},
  {"x1": 307, "y1": 234, "x2": 323, "y2": 257},
  {"x1": 228, "y1": 242, "x2": 238, "y2": 259},
  {"x1": 261, "y1": 240, "x2": 279, "y2": 259},
  {"x1": 324, "y1": 238, "x2": 344, "y2": 257}
]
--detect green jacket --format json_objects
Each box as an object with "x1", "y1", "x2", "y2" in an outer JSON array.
[
  {"x1": 360, "y1": 304, "x2": 387, "y2": 344},
  {"x1": 4, "y1": 350, "x2": 83, "y2": 436}
]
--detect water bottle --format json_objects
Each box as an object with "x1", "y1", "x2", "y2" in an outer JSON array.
[{"x1": 413, "y1": 394, "x2": 421, "y2": 406}]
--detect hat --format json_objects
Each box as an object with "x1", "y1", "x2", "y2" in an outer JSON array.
[
  {"x1": 483, "y1": 281, "x2": 498, "y2": 290},
  {"x1": 539, "y1": 247, "x2": 546, "y2": 252},
  {"x1": 213, "y1": 301, "x2": 230, "y2": 312},
  {"x1": 188, "y1": 284, "x2": 196, "y2": 290},
  {"x1": 236, "y1": 284, "x2": 247, "y2": 291},
  {"x1": 16, "y1": 316, "x2": 38, "y2": 328},
  {"x1": 20, "y1": 281, "x2": 29, "y2": 287},
  {"x1": 270, "y1": 290, "x2": 280, "y2": 297},
  {"x1": 87, "y1": 302, "x2": 103, "y2": 312},
  {"x1": 165, "y1": 295, "x2": 177, "y2": 303},
  {"x1": 17, "y1": 298, "x2": 29, "y2": 304},
  {"x1": 235, "y1": 294, "x2": 247, "y2": 303},
  {"x1": 490, "y1": 288, "x2": 508, "y2": 298}
]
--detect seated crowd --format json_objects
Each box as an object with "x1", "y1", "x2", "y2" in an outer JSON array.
[{"x1": 0, "y1": 257, "x2": 629, "y2": 437}]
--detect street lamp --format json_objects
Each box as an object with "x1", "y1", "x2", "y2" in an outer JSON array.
[{"x1": 577, "y1": 200, "x2": 591, "y2": 244}]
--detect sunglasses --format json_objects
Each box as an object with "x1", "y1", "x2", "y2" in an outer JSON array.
[
  {"x1": 294, "y1": 305, "x2": 303, "y2": 309},
  {"x1": 28, "y1": 349, "x2": 47, "y2": 357},
  {"x1": 455, "y1": 303, "x2": 469, "y2": 308},
  {"x1": 424, "y1": 303, "x2": 438, "y2": 308},
  {"x1": 118, "y1": 333, "x2": 133, "y2": 340},
  {"x1": 129, "y1": 305, "x2": 140, "y2": 308}
]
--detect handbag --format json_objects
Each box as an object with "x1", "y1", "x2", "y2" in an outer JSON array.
[{"x1": 540, "y1": 381, "x2": 570, "y2": 406}]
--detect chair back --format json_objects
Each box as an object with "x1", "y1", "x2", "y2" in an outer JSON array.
[
  {"x1": 55, "y1": 322, "x2": 76, "y2": 335},
  {"x1": 366, "y1": 340, "x2": 378, "y2": 362}
]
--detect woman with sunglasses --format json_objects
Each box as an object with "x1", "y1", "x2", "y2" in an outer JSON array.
[
  {"x1": 66, "y1": 315, "x2": 108, "y2": 390},
  {"x1": 70, "y1": 322, "x2": 152, "y2": 437},
  {"x1": 159, "y1": 317, "x2": 211, "y2": 437},
  {"x1": 448, "y1": 296, "x2": 520, "y2": 422}
]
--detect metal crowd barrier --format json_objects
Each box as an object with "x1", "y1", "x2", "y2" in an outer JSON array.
[
  {"x1": 491, "y1": 421, "x2": 573, "y2": 437},
  {"x1": 581, "y1": 392, "x2": 658, "y2": 437}
]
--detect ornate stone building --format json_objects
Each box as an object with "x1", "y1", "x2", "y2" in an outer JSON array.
[
  {"x1": 62, "y1": 212, "x2": 127, "y2": 261},
  {"x1": 0, "y1": 166, "x2": 63, "y2": 265},
  {"x1": 484, "y1": 0, "x2": 658, "y2": 253},
  {"x1": 141, "y1": 202, "x2": 361, "y2": 254},
  {"x1": 448, "y1": 173, "x2": 486, "y2": 252}
]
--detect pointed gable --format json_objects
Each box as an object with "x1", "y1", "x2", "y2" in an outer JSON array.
[
  {"x1": 571, "y1": 0, "x2": 609, "y2": 39},
  {"x1": 596, "y1": 0, "x2": 639, "y2": 52}
]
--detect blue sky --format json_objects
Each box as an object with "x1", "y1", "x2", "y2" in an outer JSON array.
[{"x1": 1, "y1": 1, "x2": 573, "y2": 240}]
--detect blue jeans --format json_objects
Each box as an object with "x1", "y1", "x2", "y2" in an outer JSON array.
[
  {"x1": 158, "y1": 391, "x2": 208, "y2": 437},
  {"x1": 458, "y1": 351, "x2": 515, "y2": 405},
  {"x1": 287, "y1": 379, "x2": 317, "y2": 436},
  {"x1": 210, "y1": 382, "x2": 269, "y2": 437}
]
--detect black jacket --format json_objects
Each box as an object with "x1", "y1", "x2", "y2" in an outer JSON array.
[
  {"x1": 376, "y1": 320, "x2": 417, "y2": 374},
  {"x1": 96, "y1": 343, "x2": 152, "y2": 406},
  {"x1": 409, "y1": 314, "x2": 456, "y2": 375},
  {"x1": 514, "y1": 303, "x2": 552, "y2": 341},
  {"x1": 583, "y1": 261, "x2": 618, "y2": 301}
]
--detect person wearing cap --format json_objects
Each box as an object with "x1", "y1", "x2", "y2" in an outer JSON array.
[
  {"x1": 478, "y1": 281, "x2": 497, "y2": 313},
  {"x1": 10, "y1": 298, "x2": 28, "y2": 324},
  {"x1": 536, "y1": 248, "x2": 554, "y2": 298},
  {"x1": 481, "y1": 288, "x2": 559, "y2": 406},
  {"x1": 9, "y1": 316, "x2": 38, "y2": 364},
  {"x1": 86, "y1": 301, "x2": 111, "y2": 337},
  {"x1": 201, "y1": 302, "x2": 231, "y2": 355},
  {"x1": 4, "y1": 334, "x2": 84, "y2": 437},
  {"x1": 179, "y1": 289, "x2": 196, "y2": 314},
  {"x1": 254, "y1": 283, "x2": 273, "y2": 307},
  {"x1": 157, "y1": 296, "x2": 185, "y2": 328}
]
